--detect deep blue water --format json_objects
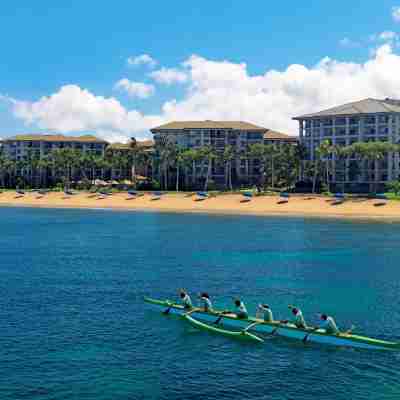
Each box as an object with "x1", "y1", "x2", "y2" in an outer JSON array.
[{"x1": 1, "y1": 208, "x2": 400, "y2": 400}]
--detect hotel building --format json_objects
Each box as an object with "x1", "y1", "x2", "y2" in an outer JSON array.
[
  {"x1": 293, "y1": 98, "x2": 400, "y2": 191},
  {"x1": 2, "y1": 134, "x2": 108, "y2": 161},
  {"x1": 151, "y1": 121, "x2": 268, "y2": 186}
]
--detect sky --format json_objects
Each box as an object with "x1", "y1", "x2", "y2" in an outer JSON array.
[{"x1": 1, "y1": 1, "x2": 400, "y2": 142}]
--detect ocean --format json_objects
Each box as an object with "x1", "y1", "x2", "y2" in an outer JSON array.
[{"x1": 1, "y1": 207, "x2": 400, "y2": 400}]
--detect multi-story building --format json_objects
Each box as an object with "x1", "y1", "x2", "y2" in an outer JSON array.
[
  {"x1": 263, "y1": 129, "x2": 298, "y2": 146},
  {"x1": 150, "y1": 121, "x2": 268, "y2": 187},
  {"x1": 1, "y1": 134, "x2": 108, "y2": 185},
  {"x1": 2, "y1": 134, "x2": 108, "y2": 161},
  {"x1": 106, "y1": 139, "x2": 154, "y2": 180},
  {"x1": 293, "y1": 98, "x2": 400, "y2": 191}
]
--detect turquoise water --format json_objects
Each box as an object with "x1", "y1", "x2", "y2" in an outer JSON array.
[{"x1": 1, "y1": 208, "x2": 400, "y2": 400}]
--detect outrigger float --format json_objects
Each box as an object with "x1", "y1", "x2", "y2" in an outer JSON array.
[{"x1": 145, "y1": 297, "x2": 400, "y2": 351}]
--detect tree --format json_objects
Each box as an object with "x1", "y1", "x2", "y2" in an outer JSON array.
[
  {"x1": 198, "y1": 146, "x2": 218, "y2": 191},
  {"x1": 221, "y1": 145, "x2": 235, "y2": 190},
  {"x1": 316, "y1": 140, "x2": 333, "y2": 192}
]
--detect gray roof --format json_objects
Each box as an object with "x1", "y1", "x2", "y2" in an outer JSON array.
[
  {"x1": 293, "y1": 98, "x2": 400, "y2": 119},
  {"x1": 151, "y1": 120, "x2": 267, "y2": 132}
]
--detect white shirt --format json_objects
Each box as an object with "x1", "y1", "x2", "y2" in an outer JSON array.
[
  {"x1": 293, "y1": 309, "x2": 306, "y2": 328},
  {"x1": 182, "y1": 294, "x2": 192, "y2": 308},
  {"x1": 201, "y1": 297, "x2": 213, "y2": 312},
  {"x1": 236, "y1": 301, "x2": 248, "y2": 314},
  {"x1": 321, "y1": 316, "x2": 339, "y2": 334},
  {"x1": 258, "y1": 305, "x2": 273, "y2": 322}
]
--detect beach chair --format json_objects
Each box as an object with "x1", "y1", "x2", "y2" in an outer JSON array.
[
  {"x1": 36, "y1": 189, "x2": 47, "y2": 198},
  {"x1": 241, "y1": 192, "x2": 253, "y2": 203},
  {"x1": 127, "y1": 190, "x2": 138, "y2": 200},
  {"x1": 277, "y1": 192, "x2": 290, "y2": 204},
  {"x1": 97, "y1": 190, "x2": 111, "y2": 199},
  {"x1": 195, "y1": 191, "x2": 209, "y2": 201},
  {"x1": 332, "y1": 193, "x2": 345, "y2": 205},
  {"x1": 15, "y1": 189, "x2": 25, "y2": 198},
  {"x1": 374, "y1": 193, "x2": 388, "y2": 207},
  {"x1": 151, "y1": 191, "x2": 163, "y2": 200}
]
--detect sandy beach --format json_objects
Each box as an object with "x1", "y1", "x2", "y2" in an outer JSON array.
[{"x1": 0, "y1": 191, "x2": 399, "y2": 220}]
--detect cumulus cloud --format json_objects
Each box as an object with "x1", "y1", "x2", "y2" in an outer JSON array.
[
  {"x1": 149, "y1": 67, "x2": 188, "y2": 85},
  {"x1": 7, "y1": 44, "x2": 400, "y2": 141},
  {"x1": 10, "y1": 85, "x2": 164, "y2": 141},
  {"x1": 392, "y1": 6, "x2": 400, "y2": 22},
  {"x1": 114, "y1": 78, "x2": 155, "y2": 99},
  {"x1": 379, "y1": 31, "x2": 398, "y2": 41},
  {"x1": 339, "y1": 37, "x2": 360, "y2": 48},
  {"x1": 127, "y1": 54, "x2": 157, "y2": 68}
]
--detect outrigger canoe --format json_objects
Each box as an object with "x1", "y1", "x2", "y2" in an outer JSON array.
[
  {"x1": 144, "y1": 297, "x2": 400, "y2": 351},
  {"x1": 183, "y1": 313, "x2": 264, "y2": 343}
]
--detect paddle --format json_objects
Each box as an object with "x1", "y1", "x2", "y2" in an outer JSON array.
[
  {"x1": 163, "y1": 301, "x2": 173, "y2": 315},
  {"x1": 213, "y1": 314, "x2": 224, "y2": 325},
  {"x1": 302, "y1": 327, "x2": 319, "y2": 343}
]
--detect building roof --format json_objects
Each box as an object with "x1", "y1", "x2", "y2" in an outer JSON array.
[
  {"x1": 107, "y1": 140, "x2": 154, "y2": 150},
  {"x1": 264, "y1": 129, "x2": 298, "y2": 141},
  {"x1": 293, "y1": 98, "x2": 400, "y2": 119},
  {"x1": 151, "y1": 120, "x2": 268, "y2": 132},
  {"x1": 4, "y1": 134, "x2": 108, "y2": 144}
]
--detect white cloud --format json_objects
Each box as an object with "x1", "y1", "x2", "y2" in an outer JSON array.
[
  {"x1": 149, "y1": 67, "x2": 188, "y2": 85},
  {"x1": 339, "y1": 37, "x2": 360, "y2": 48},
  {"x1": 10, "y1": 85, "x2": 164, "y2": 141},
  {"x1": 379, "y1": 31, "x2": 398, "y2": 41},
  {"x1": 127, "y1": 54, "x2": 157, "y2": 68},
  {"x1": 7, "y1": 44, "x2": 400, "y2": 141},
  {"x1": 114, "y1": 78, "x2": 155, "y2": 99},
  {"x1": 392, "y1": 6, "x2": 400, "y2": 22}
]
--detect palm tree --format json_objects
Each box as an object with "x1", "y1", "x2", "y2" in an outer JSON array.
[
  {"x1": 198, "y1": 146, "x2": 217, "y2": 191},
  {"x1": 316, "y1": 140, "x2": 333, "y2": 192},
  {"x1": 221, "y1": 145, "x2": 235, "y2": 190}
]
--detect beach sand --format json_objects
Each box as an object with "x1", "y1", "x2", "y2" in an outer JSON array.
[{"x1": 0, "y1": 191, "x2": 399, "y2": 220}]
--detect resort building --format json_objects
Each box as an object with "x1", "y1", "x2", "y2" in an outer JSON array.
[
  {"x1": 106, "y1": 139, "x2": 154, "y2": 180},
  {"x1": 294, "y1": 98, "x2": 400, "y2": 192},
  {"x1": 263, "y1": 129, "x2": 298, "y2": 146},
  {"x1": 150, "y1": 121, "x2": 268, "y2": 187},
  {"x1": 2, "y1": 134, "x2": 108, "y2": 161}
]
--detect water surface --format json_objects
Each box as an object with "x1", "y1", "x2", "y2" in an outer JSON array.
[{"x1": 1, "y1": 208, "x2": 400, "y2": 400}]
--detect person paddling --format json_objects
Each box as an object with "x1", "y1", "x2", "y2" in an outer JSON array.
[
  {"x1": 319, "y1": 314, "x2": 339, "y2": 335},
  {"x1": 234, "y1": 299, "x2": 248, "y2": 319},
  {"x1": 199, "y1": 292, "x2": 213, "y2": 312},
  {"x1": 179, "y1": 289, "x2": 193, "y2": 310},
  {"x1": 288, "y1": 305, "x2": 307, "y2": 329},
  {"x1": 257, "y1": 304, "x2": 274, "y2": 322}
]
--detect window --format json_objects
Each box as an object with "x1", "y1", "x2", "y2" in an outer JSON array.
[
  {"x1": 323, "y1": 119, "x2": 333, "y2": 126},
  {"x1": 364, "y1": 116, "x2": 376, "y2": 125},
  {"x1": 336, "y1": 128, "x2": 346, "y2": 136},
  {"x1": 335, "y1": 117, "x2": 346, "y2": 126},
  {"x1": 312, "y1": 119, "x2": 321, "y2": 128},
  {"x1": 349, "y1": 128, "x2": 358, "y2": 136},
  {"x1": 378, "y1": 115, "x2": 389, "y2": 124},
  {"x1": 349, "y1": 117, "x2": 359, "y2": 125}
]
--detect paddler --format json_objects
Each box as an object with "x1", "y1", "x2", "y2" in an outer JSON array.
[
  {"x1": 319, "y1": 314, "x2": 340, "y2": 335},
  {"x1": 199, "y1": 292, "x2": 213, "y2": 312},
  {"x1": 288, "y1": 305, "x2": 307, "y2": 329},
  {"x1": 257, "y1": 304, "x2": 274, "y2": 322},
  {"x1": 234, "y1": 299, "x2": 248, "y2": 319},
  {"x1": 179, "y1": 289, "x2": 193, "y2": 310}
]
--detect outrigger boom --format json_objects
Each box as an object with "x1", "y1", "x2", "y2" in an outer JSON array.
[{"x1": 144, "y1": 297, "x2": 400, "y2": 351}]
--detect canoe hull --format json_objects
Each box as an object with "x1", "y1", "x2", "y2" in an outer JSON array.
[{"x1": 144, "y1": 297, "x2": 400, "y2": 351}]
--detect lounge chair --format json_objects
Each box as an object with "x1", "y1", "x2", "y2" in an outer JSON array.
[
  {"x1": 15, "y1": 189, "x2": 25, "y2": 198},
  {"x1": 195, "y1": 191, "x2": 209, "y2": 201},
  {"x1": 241, "y1": 192, "x2": 253, "y2": 203},
  {"x1": 332, "y1": 193, "x2": 345, "y2": 205},
  {"x1": 151, "y1": 191, "x2": 163, "y2": 200},
  {"x1": 374, "y1": 193, "x2": 388, "y2": 207},
  {"x1": 277, "y1": 192, "x2": 290, "y2": 204}
]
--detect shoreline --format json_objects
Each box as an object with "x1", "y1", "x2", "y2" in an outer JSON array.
[{"x1": 1, "y1": 191, "x2": 400, "y2": 221}]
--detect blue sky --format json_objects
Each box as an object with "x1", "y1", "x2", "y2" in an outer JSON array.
[{"x1": 1, "y1": 1, "x2": 400, "y2": 140}]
